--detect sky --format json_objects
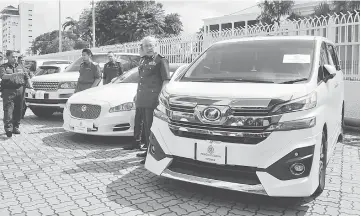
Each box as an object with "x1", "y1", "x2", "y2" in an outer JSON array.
[{"x1": 0, "y1": 0, "x2": 261, "y2": 39}]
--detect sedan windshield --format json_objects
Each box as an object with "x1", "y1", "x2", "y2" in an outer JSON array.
[{"x1": 181, "y1": 40, "x2": 315, "y2": 83}]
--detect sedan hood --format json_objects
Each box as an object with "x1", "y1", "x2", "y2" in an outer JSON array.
[
  {"x1": 165, "y1": 82, "x2": 313, "y2": 102},
  {"x1": 68, "y1": 83, "x2": 138, "y2": 106},
  {"x1": 31, "y1": 72, "x2": 79, "y2": 82}
]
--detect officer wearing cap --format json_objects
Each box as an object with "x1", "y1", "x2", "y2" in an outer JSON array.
[
  {"x1": 124, "y1": 36, "x2": 170, "y2": 164},
  {"x1": 0, "y1": 50, "x2": 34, "y2": 137},
  {"x1": 75, "y1": 49, "x2": 102, "y2": 93},
  {"x1": 103, "y1": 51, "x2": 123, "y2": 85}
]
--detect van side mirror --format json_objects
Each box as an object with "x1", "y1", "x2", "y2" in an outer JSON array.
[{"x1": 322, "y1": 64, "x2": 336, "y2": 82}]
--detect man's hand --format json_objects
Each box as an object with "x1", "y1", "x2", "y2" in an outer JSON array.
[{"x1": 133, "y1": 95, "x2": 137, "y2": 102}]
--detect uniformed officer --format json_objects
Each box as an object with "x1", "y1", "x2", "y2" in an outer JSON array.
[
  {"x1": 0, "y1": 50, "x2": 34, "y2": 137},
  {"x1": 103, "y1": 51, "x2": 123, "y2": 85},
  {"x1": 18, "y1": 56, "x2": 34, "y2": 119},
  {"x1": 75, "y1": 49, "x2": 102, "y2": 93},
  {"x1": 125, "y1": 36, "x2": 170, "y2": 164}
]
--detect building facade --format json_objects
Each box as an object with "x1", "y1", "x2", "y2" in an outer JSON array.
[
  {"x1": 202, "y1": 1, "x2": 323, "y2": 33},
  {"x1": 0, "y1": 2, "x2": 34, "y2": 55}
]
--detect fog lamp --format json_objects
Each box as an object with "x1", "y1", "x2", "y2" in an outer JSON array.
[{"x1": 290, "y1": 163, "x2": 305, "y2": 175}]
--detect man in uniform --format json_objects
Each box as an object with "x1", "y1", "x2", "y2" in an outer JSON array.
[
  {"x1": 18, "y1": 56, "x2": 34, "y2": 119},
  {"x1": 0, "y1": 50, "x2": 34, "y2": 137},
  {"x1": 103, "y1": 51, "x2": 123, "y2": 85},
  {"x1": 124, "y1": 36, "x2": 170, "y2": 164}
]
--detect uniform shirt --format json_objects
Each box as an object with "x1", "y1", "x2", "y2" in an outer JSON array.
[
  {"x1": 77, "y1": 61, "x2": 101, "y2": 84},
  {"x1": 135, "y1": 54, "x2": 170, "y2": 108},
  {"x1": 0, "y1": 62, "x2": 29, "y2": 89},
  {"x1": 103, "y1": 61, "x2": 123, "y2": 84}
]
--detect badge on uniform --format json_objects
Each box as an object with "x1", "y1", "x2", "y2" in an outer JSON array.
[{"x1": 149, "y1": 61, "x2": 156, "y2": 66}]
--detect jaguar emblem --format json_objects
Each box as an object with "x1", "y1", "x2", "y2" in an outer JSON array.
[
  {"x1": 203, "y1": 107, "x2": 221, "y2": 121},
  {"x1": 81, "y1": 105, "x2": 87, "y2": 112}
]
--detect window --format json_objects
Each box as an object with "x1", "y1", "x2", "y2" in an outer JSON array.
[
  {"x1": 28, "y1": 36, "x2": 32, "y2": 37},
  {"x1": 29, "y1": 9, "x2": 32, "y2": 12},
  {"x1": 28, "y1": 18, "x2": 32, "y2": 21},
  {"x1": 29, "y1": 24, "x2": 32, "y2": 27},
  {"x1": 29, "y1": 14, "x2": 32, "y2": 17},
  {"x1": 327, "y1": 44, "x2": 340, "y2": 70},
  {"x1": 181, "y1": 40, "x2": 315, "y2": 83},
  {"x1": 318, "y1": 42, "x2": 329, "y2": 82},
  {"x1": 35, "y1": 67, "x2": 60, "y2": 76},
  {"x1": 29, "y1": 30, "x2": 32, "y2": 32}
]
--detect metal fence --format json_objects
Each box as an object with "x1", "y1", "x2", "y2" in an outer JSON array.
[{"x1": 30, "y1": 11, "x2": 360, "y2": 80}]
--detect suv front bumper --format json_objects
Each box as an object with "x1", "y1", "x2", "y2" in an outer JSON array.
[{"x1": 145, "y1": 116, "x2": 323, "y2": 197}]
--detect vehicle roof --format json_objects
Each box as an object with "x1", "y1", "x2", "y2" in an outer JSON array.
[
  {"x1": 92, "y1": 52, "x2": 140, "y2": 56},
  {"x1": 215, "y1": 36, "x2": 334, "y2": 45},
  {"x1": 39, "y1": 64, "x2": 69, "y2": 68},
  {"x1": 24, "y1": 58, "x2": 72, "y2": 61}
]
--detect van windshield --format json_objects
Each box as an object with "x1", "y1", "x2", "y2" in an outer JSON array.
[{"x1": 181, "y1": 40, "x2": 315, "y2": 83}]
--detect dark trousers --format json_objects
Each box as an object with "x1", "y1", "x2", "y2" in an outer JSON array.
[
  {"x1": 134, "y1": 107, "x2": 154, "y2": 148},
  {"x1": 2, "y1": 87, "x2": 24, "y2": 132}
]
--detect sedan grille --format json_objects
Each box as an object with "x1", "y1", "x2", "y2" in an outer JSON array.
[
  {"x1": 70, "y1": 104, "x2": 101, "y2": 119},
  {"x1": 33, "y1": 82, "x2": 59, "y2": 91}
]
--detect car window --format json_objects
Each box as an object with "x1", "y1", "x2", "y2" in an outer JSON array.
[
  {"x1": 327, "y1": 44, "x2": 340, "y2": 71},
  {"x1": 318, "y1": 42, "x2": 329, "y2": 82},
  {"x1": 25, "y1": 60, "x2": 37, "y2": 72},
  {"x1": 113, "y1": 64, "x2": 180, "y2": 84},
  {"x1": 181, "y1": 40, "x2": 315, "y2": 83},
  {"x1": 64, "y1": 54, "x2": 140, "y2": 72},
  {"x1": 113, "y1": 68, "x2": 139, "y2": 83},
  {"x1": 35, "y1": 67, "x2": 60, "y2": 76}
]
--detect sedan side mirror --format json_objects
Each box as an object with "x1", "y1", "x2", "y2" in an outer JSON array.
[{"x1": 322, "y1": 64, "x2": 336, "y2": 83}]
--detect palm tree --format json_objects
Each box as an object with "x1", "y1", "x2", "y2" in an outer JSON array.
[
  {"x1": 257, "y1": 0, "x2": 295, "y2": 26},
  {"x1": 62, "y1": 17, "x2": 79, "y2": 34}
]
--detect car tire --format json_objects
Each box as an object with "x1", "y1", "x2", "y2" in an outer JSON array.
[
  {"x1": 30, "y1": 107, "x2": 55, "y2": 118},
  {"x1": 312, "y1": 131, "x2": 327, "y2": 197}
]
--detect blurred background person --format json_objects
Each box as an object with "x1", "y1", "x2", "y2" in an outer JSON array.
[
  {"x1": 103, "y1": 51, "x2": 123, "y2": 85},
  {"x1": 75, "y1": 49, "x2": 101, "y2": 93}
]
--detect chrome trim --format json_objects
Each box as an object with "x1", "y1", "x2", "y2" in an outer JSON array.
[
  {"x1": 169, "y1": 124, "x2": 271, "y2": 138},
  {"x1": 161, "y1": 169, "x2": 268, "y2": 195}
]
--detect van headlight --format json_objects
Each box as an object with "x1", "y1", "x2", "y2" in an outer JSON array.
[
  {"x1": 271, "y1": 92, "x2": 317, "y2": 115},
  {"x1": 154, "y1": 90, "x2": 170, "y2": 122},
  {"x1": 266, "y1": 117, "x2": 316, "y2": 131},
  {"x1": 59, "y1": 82, "x2": 77, "y2": 89},
  {"x1": 109, "y1": 102, "x2": 135, "y2": 113}
]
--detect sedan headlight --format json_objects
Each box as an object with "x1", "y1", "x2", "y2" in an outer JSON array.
[
  {"x1": 109, "y1": 102, "x2": 135, "y2": 113},
  {"x1": 271, "y1": 92, "x2": 317, "y2": 115},
  {"x1": 59, "y1": 82, "x2": 77, "y2": 89}
]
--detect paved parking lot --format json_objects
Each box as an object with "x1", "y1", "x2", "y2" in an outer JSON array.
[{"x1": 0, "y1": 102, "x2": 360, "y2": 216}]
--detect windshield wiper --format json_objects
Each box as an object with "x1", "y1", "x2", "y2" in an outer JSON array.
[
  {"x1": 280, "y1": 78, "x2": 308, "y2": 84},
  {"x1": 186, "y1": 78, "x2": 274, "y2": 83}
]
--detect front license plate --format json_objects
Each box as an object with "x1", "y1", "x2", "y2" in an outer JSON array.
[
  {"x1": 35, "y1": 91, "x2": 46, "y2": 99},
  {"x1": 70, "y1": 119, "x2": 93, "y2": 133},
  {"x1": 74, "y1": 126, "x2": 87, "y2": 133},
  {"x1": 196, "y1": 141, "x2": 226, "y2": 164}
]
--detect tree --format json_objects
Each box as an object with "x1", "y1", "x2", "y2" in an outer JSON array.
[
  {"x1": 31, "y1": 30, "x2": 77, "y2": 54},
  {"x1": 74, "y1": 1, "x2": 183, "y2": 46},
  {"x1": 332, "y1": 0, "x2": 360, "y2": 14},
  {"x1": 257, "y1": 0, "x2": 295, "y2": 25},
  {"x1": 162, "y1": 13, "x2": 183, "y2": 37},
  {"x1": 313, "y1": 2, "x2": 332, "y2": 17}
]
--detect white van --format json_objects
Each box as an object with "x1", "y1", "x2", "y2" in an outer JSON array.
[
  {"x1": 145, "y1": 36, "x2": 344, "y2": 197},
  {"x1": 25, "y1": 53, "x2": 140, "y2": 117}
]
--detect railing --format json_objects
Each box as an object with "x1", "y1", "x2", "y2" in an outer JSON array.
[{"x1": 30, "y1": 11, "x2": 360, "y2": 81}]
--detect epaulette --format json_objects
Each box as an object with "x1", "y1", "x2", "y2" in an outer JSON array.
[{"x1": 157, "y1": 54, "x2": 165, "y2": 58}]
